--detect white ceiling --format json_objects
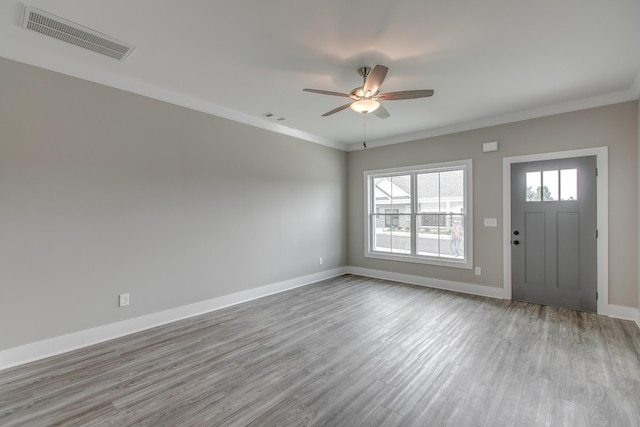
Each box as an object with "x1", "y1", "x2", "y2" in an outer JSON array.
[{"x1": 1, "y1": 0, "x2": 639, "y2": 151}]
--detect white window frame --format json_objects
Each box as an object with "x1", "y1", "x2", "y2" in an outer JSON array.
[{"x1": 364, "y1": 159, "x2": 473, "y2": 269}]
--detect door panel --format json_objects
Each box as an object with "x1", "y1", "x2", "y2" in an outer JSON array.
[
  {"x1": 557, "y1": 212, "x2": 580, "y2": 289},
  {"x1": 511, "y1": 156, "x2": 597, "y2": 312},
  {"x1": 524, "y1": 212, "x2": 545, "y2": 285}
]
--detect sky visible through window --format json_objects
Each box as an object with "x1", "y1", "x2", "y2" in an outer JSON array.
[{"x1": 526, "y1": 169, "x2": 577, "y2": 201}]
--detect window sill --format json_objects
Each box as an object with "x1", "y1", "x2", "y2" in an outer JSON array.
[{"x1": 365, "y1": 251, "x2": 472, "y2": 269}]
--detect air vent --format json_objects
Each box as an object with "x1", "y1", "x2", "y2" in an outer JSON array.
[{"x1": 21, "y1": 6, "x2": 135, "y2": 61}]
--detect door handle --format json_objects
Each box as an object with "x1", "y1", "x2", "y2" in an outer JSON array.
[{"x1": 513, "y1": 240, "x2": 520, "y2": 245}]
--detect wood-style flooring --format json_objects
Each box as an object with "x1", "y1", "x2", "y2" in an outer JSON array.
[{"x1": 1, "y1": 274, "x2": 640, "y2": 426}]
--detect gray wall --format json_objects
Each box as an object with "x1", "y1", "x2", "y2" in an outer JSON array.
[
  {"x1": 1, "y1": 56, "x2": 637, "y2": 352},
  {"x1": 348, "y1": 102, "x2": 639, "y2": 308},
  {"x1": 0, "y1": 58, "x2": 347, "y2": 350}
]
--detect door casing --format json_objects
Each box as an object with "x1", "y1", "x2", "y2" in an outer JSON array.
[{"x1": 502, "y1": 147, "x2": 608, "y2": 314}]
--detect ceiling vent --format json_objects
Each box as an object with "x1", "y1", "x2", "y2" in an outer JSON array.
[{"x1": 21, "y1": 6, "x2": 135, "y2": 61}]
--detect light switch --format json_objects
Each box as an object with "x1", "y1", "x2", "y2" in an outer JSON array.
[{"x1": 484, "y1": 218, "x2": 498, "y2": 227}]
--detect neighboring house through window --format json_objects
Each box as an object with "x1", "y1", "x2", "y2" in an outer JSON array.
[
  {"x1": 364, "y1": 159, "x2": 473, "y2": 269},
  {"x1": 384, "y1": 209, "x2": 400, "y2": 228}
]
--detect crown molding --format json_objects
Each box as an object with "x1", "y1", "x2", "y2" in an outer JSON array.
[
  {"x1": 0, "y1": 51, "x2": 346, "y2": 151},
  {"x1": 345, "y1": 88, "x2": 638, "y2": 151},
  {"x1": 1, "y1": 49, "x2": 637, "y2": 154}
]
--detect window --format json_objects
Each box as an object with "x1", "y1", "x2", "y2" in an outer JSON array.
[
  {"x1": 365, "y1": 159, "x2": 472, "y2": 269},
  {"x1": 526, "y1": 168, "x2": 578, "y2": 201}
]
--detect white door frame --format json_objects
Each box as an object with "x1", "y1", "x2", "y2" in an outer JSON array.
[{"x1": 502, "y1": 147, "x2": 608, "y2": 314}]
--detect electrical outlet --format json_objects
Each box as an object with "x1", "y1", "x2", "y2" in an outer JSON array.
[
  {"x1": 474, "y1": 267, "x2": 481, "y2": 276},
  {"x1": 319, "y1": 257, "x2": 323, "y2": 265},
  {"x1": 119, "y1": 293, "x2": 130, "y2": 307}
]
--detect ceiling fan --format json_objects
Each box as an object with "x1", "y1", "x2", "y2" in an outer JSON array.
[{"x1": 303, "y1": 65, "x2": 434, "y2": 119}]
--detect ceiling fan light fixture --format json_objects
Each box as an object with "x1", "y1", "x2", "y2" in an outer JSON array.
[{"x1": 350, "y1": 99, "x2": 380, "y2": 114}]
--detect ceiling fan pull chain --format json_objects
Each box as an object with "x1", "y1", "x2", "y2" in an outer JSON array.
[{"x1": 363, "y1": 115, "x2": 367, "y2": 148}]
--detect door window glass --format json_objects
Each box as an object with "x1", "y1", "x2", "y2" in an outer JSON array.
[
  {"x1": 526, "y1": 169, "x2": 578, "y2": 202},
  {"x1": 560, "y1": 169, "x2": 578, "y2": 200},
  {"x1": 542, "y1": 170, "x2": 558, "y2": 201},
  {"x1": 526, "y1": 172, "x2": 542, "y2": 201}
]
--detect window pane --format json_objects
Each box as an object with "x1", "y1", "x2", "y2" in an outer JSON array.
[
  {"x1": 526, "y1": 171, "x2": 541, "y2": 201},
  {"x1": 390, "y1": 175, "x2": 411, "y2": 207},
  {"x1": 443, "y1": 216, "x2": 464, "y2": 258},
  {"x1": 439, "y1": 170, "x2": 464, "y2": 212},
  {"x1": 428, "y1": 215, "x2": 465, "y2": 260},
  {"x1": 417, "y1": 214, "x2": 464, "y2": 258},
  {"x1": 560, "y1": 169, "x2": 578, "y2": 201},
  {"x1": 372, "y1": 214, "x2": 410, "y2": 253},
  {"x1": 384, "y1": 209, "x2": 399, "y2": 227},
  {"x1": 417, "y1": 215, "x2": 439, "y2": 256},
  {"x1": 390, "y1": 215, "x2": 411, "y2": 253},
  {"x1": 542, "y1": 170, "x2": 558, "y2": 201},
  {"x1": 438, "y1": 225, "x2": 451, "y2": 258},
  {"x1": 372, "y1": 214, "x2": 391, "y2": 252},
  {"x1": 373, "y1": 175, "x2": 411, "y2": 222},
  {"x1": 420, "y1": 213, "x2": 445, "y2": 227},
  {"x1": 417, "y1": 172, "x2": 439, "y2": 212},
  {"x1": 373, "y1": 177, "x2": 391, "y2": 207}
]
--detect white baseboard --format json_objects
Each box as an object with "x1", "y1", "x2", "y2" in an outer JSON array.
[
  {"x1": 346, "y1": 266, "x2": 509, "y2": 299},
  {"x1": 0, "y1": 267, "x2": 347, "y2": 372},
  {"x1": 346, "y1": 268, "x2": 640, "y2": 326},
  {"x1": 598, "y1": 303, "x2": 639, "y2": 322},
  {"x1": 2, "y1": 266, "x2": 637, "y2": 371}
]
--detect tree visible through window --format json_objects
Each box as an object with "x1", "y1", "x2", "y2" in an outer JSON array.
[
  {"x1": 526, "y1": 169, "x2": 578, "y2": 201},
  {"x1": 365, "y1": 160, "x2": 473, "y2": 269}
]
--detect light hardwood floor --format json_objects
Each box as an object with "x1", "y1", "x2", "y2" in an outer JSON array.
[{"x1": 1, "y1": 274, "x2": 640, "y2": 426}]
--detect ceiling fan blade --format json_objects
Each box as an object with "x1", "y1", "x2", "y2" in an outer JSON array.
[
  {"x1": 376, "y1": 90, "x2": 434, "y2": 100},
  {"x1": 373, "y1": 105, "x2": 390, "y2": 119},
  {"x1": 322, "y1": 102, "x2": 353, "y2": 117},
  {"x1": 303, "y1": 88, "x2": 351, "y2": 97},
  {"x1": 363, "y1": 65, "x2": 388, "y2": 95}
]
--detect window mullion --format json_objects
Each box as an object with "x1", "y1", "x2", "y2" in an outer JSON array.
[
  {"x1": 437, "y1": 172, "x2": 441, "y2": 256},
  {"x1": 411, "y1": 173, "x2": 417, "y2": 255},
  {"x1": 369, "y1": 176, "x2": 375, "y2": 253}
]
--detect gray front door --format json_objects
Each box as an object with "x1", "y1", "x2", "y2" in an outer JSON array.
[{"x1": 511, "y1": 156, "x2": 597, "y2": 312}]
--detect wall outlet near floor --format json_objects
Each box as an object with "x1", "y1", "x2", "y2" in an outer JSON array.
[
  {"x1": 119, "y1": 293, "x2": 130, "y2": 307},
  {"x1": 319, "y1": 257, "x2": 323, "y2": 265},
  {"x1": 474, "y1": 267, "x2": 481, "y2": 276}
]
